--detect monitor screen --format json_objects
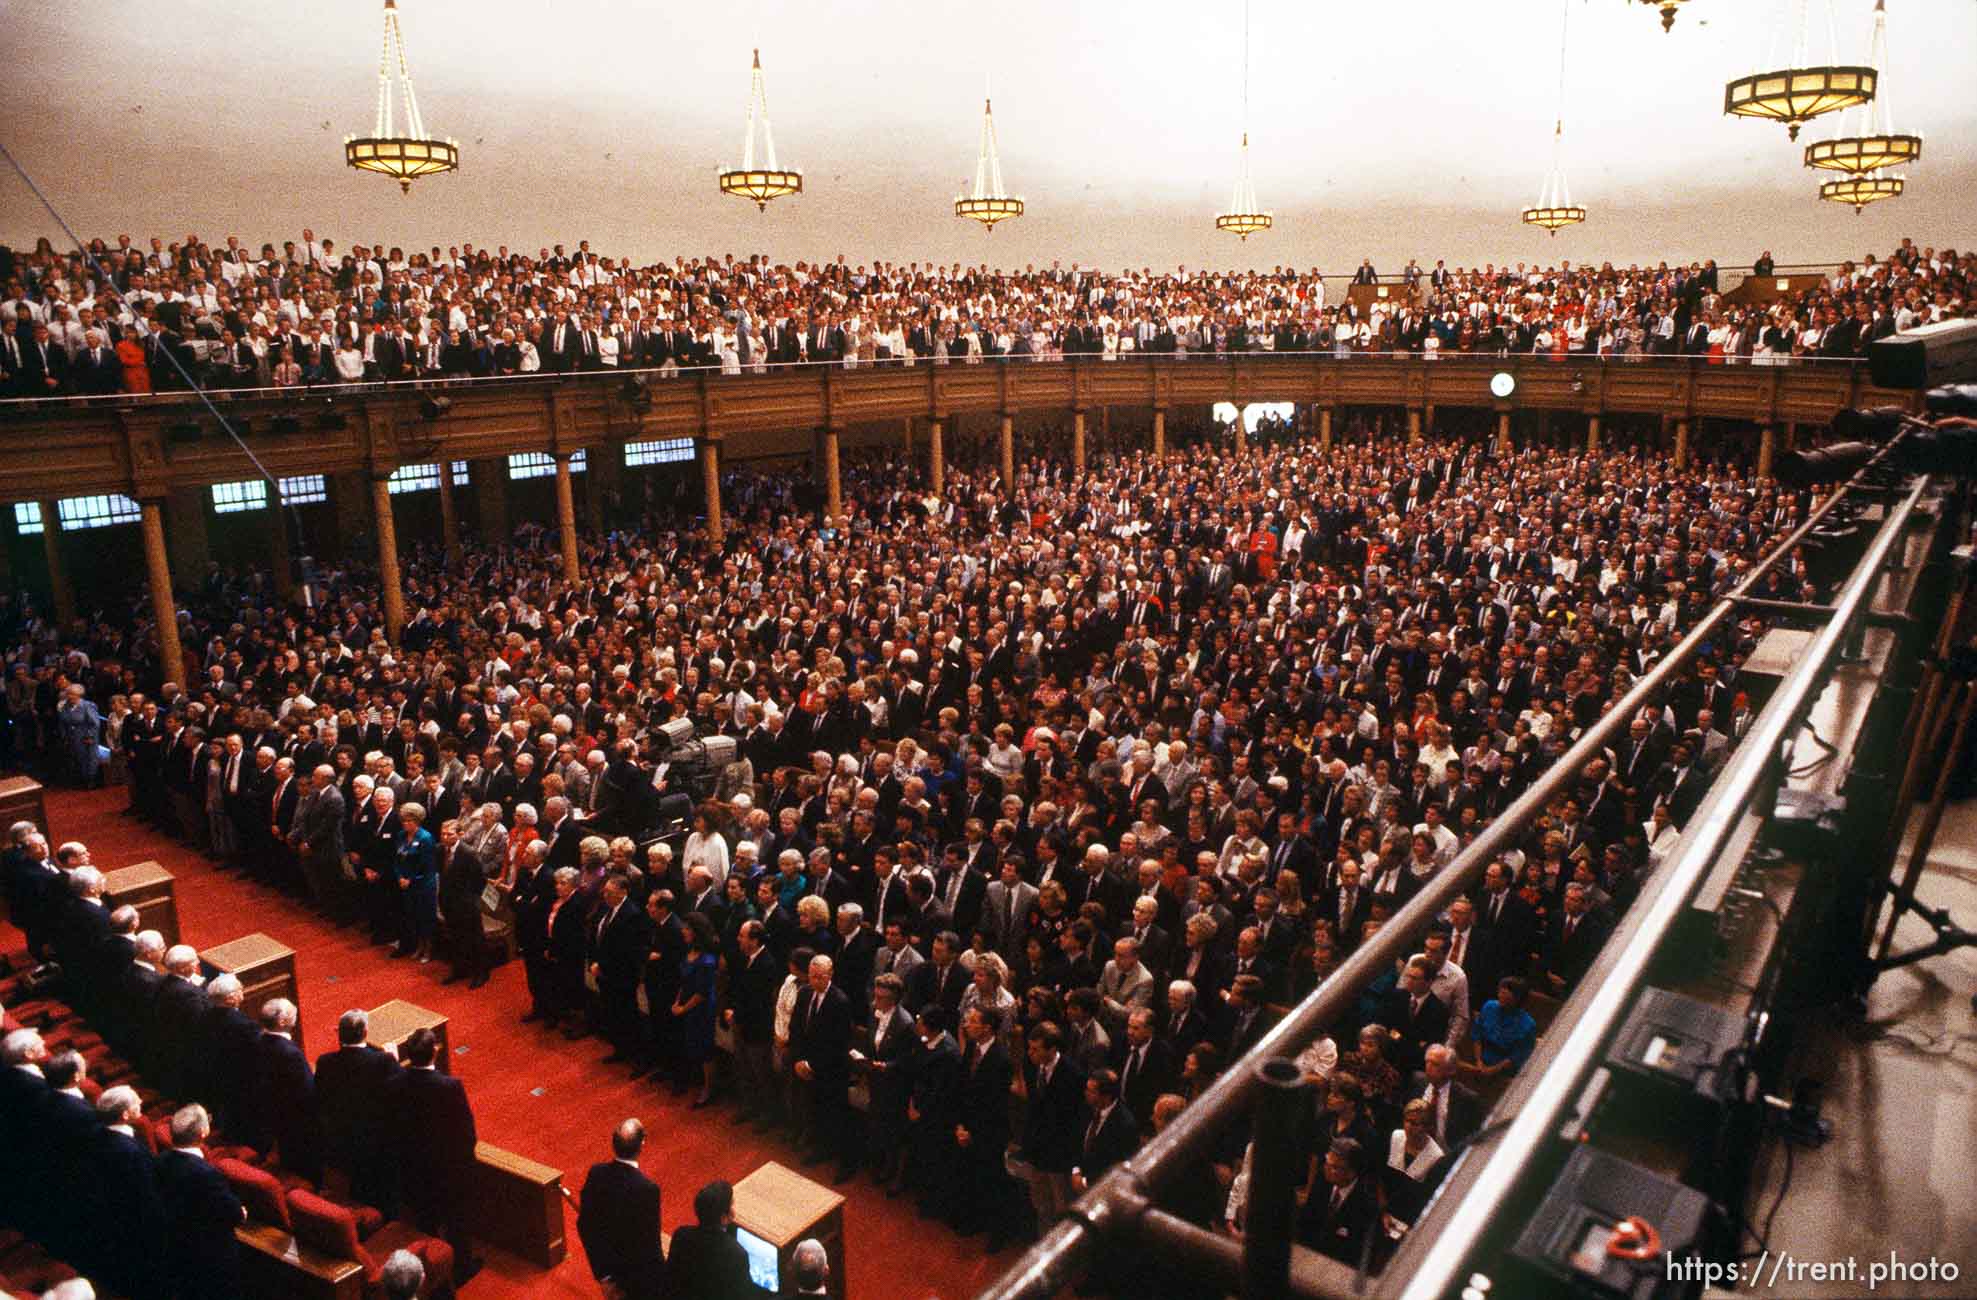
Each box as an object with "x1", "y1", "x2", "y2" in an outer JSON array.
[{"x1": 736, "y1": 1225, "x2": 780, "y2": 1292}]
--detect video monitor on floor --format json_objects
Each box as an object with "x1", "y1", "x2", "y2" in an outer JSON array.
[{"x1": 736, "y1": 1224, "x2": 780, "y2": 1293}]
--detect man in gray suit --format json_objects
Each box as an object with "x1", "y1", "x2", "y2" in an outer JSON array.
[
  {"x1": 1097, "y1": 937, "x2": 1156, "y2": 1036},
  {"x1": 982, "y1": 858, "x2": 1038, "y2": 957},
  {"x1": 290, "y1": 764, "x2": 347, "y2": 917}
]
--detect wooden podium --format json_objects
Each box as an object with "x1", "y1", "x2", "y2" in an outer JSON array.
[
  {"x1": 0, "y1": 774, "x2": 48, "y2": 842},
  {"x1": 201, "y1": 933, "x2": 301, "y2": 1052},
  {"x1": 102, "y1": 861, "x2": 178, "y2": 946},
  {"x1": 733, "y1": 1161, "x2": 847, "y2": 1299},
  {"x1": 365, "y1": 998, "x2": 450, "y2": 1071}
]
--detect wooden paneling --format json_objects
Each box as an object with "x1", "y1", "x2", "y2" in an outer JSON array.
[{"x1": 0, "y1": 358, "x2": 1919, "y2": 504}]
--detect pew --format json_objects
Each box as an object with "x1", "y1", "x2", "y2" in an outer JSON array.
[{"x1": 237, "y1": 1221, "x2": 365, "y2": 1300}]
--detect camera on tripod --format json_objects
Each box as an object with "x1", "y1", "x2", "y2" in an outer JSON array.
[{"x1": 1772, "y1": 317, "x2": 1977, "y2": 491}]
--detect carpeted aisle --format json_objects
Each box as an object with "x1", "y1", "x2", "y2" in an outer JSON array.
[{"x1": 23, "y1": 785, "x2": 1022, "y2": 1300}]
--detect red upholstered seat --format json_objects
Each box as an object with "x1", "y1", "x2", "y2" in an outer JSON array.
[
  {"x1": 285, "y1": 1188, "x2": 451, "y2": 1295},
  {"x1": 77, "y1": 1074, "x2": 102, "y2": 1103},
  {"x1": 216, "y1": 1157, "x2": 292, "y2": 1230}
]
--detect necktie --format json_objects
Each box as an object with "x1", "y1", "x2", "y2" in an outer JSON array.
[{"x1": 1450, "y1": 930, "x2": 1466, "y2": 967}]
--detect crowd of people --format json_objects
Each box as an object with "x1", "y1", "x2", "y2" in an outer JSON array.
[
  {"x1": 0, "y1": 231, "x2": 1966, "y2": 396},
  {"x1": 0, "y1": 358, "x2": 1807, "y2": 1293},
  {"x1": 2, "y1": 823, "x2": 480, "y2": 1299}
]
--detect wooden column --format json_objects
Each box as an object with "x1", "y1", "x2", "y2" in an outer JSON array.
[
  {"x1": 1586, "y1": 415, "x2": 1601, "y2": 454},
  {"x1": 475, "y1": 457, "x2": 509, "y2": 543},
  {"x1": 1234, "y1": 415, "x2": 1247, "y2": 456},
  {"x1": 902, "y1": 416, "x2": 914, "y2": 455},
  {"x1": 553, "y1": 453, "x2": 580, "y2": 583},
  {"x1": 1319, "y1": 407, "x2": 1334, "y2": 453},
  {"x1": 370, "y1": 476, "x2": 405, "y2": 644},
  {"x1": 436, "y1": 459, "x2": 461, "y2": 563},
  {"x1": 1495, "y1": 412, "x2": 1512, "y2": 453},
  {"x1": 1756, "y1": 424, "x2": 1776, "y2": 479},
  {"x1": 928, "y1": 418, "x2": 945, "y2": 496},
  {"x1": 1423, "y1": 403, "x2": 1435, "y2": 435},
  {"x1": 821, "y1": 427, "x2": 843, "y2": 523},
  {"x1": 1673, "y1": 418, "x2": 1691, "y2": 469},
  {"x1": 699, "y1": 439, "x2": 723, "y2": 543},
  {"x1": 1152, "y1": 409, "x2": 1166, "y2": 459},
  {"x1": 139, "y1": 499, "x2": 186, "y2": 690},
  {"x1": 999, "y1": 412, "x2": 1014, "y2": 494},
  {"x1": 1784, "y1": 421, "x2": 1798, "y2": 451},
  {"x1": 1407, "y1": 407, "x2": 1422, "y2": 443},
  {"x1": 37, "y1": 499, "x2": 75, "y2": 628},
  {"x1": 1072, "y1": 409, "x2": 1087, "y2": 473}
]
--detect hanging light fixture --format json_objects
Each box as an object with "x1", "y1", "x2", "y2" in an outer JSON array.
[
  {"x1": 343, "y1": 0, "x2": 459, "y2": 194},
  {"x1": 1215, "y1": 0, "x2": 1271, "y2": 240},
  {"x1": 954, "y1": 91, "x2": 1024, "y2": 231},
  {"x1": 1724, "y1": 0, "x2": 1875, "y2": 141},
  {"x1": 718, "y1": 50, "x2": 803, "y2": 210},
  {"x1": 1637, "y1": 0, "x2": 1693, "y2": 33},
  {"x1": 1522, "y1": 0, "x2": 1585, "y2": 235},
  {"x1": 1806, "y1": 0, "x2": 1918, "y2": 211}
]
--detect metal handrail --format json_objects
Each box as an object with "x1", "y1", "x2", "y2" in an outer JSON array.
[
  {"x1": 0, "y1": 349, "x2": 1870, "y2": 412},
  {"x1": 978, "y1": 431, "x2": 1918, "y2": 1300}
]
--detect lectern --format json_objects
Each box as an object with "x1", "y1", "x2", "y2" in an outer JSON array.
[{"x1": 732, "y1": 1160, "x2": 847, "y2": 1298}]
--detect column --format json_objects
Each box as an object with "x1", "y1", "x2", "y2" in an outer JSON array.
[
  {"x1": 139, "y1": 499, "x2": 186, "y2": 690},
  {"x1": 37, "y1": 499, "x2": 76, "y2": 627},
  {"x1": 928, "y1": 418, "x2": 945, "y2": 497},
  {"x1": 1495, "y1": 412, "x2": 1512, "y2": 453},
  {"x1": 1673, "y1": 418, "x2": 1691, "y2": 469},
  {"x1": 699, "y1": 439, "x2": 723, "y2": 543},
  {"x1": 1407, "y1": 407, "x2": 1422, "y2": 443},
  {"x1": 1152, "y1": 409, "x2": 1166, "y2": 459},
  {"x1": 165, "y1": 487, "x2": 211, "y2": 583},
  {"x1": 1784, "y1": 421, "x2": 1799, "y2": 451},
  {"x1": 1319, "y1": 406, "x2": 1334, "y2": 453},
  {"x1": 1423, "y1": 403, "x2": 1435, "y2": 436},
  {"x1": 436, "y1": 459, "x2": 461, "y2": 563},
  {"x1": 822, "y1": 427, "x2": 843, "y2": 523},
  {"x1": 999, "y1": 412, "x2": 1014, "y2": 494},
  {"x1": 1234, "y1": 415, "x2": 1247, "y2": 456},
  {"x1": 1586, "y1": 415, "x2": 1601, "y2": 454},
  {"x1": 1072, "y1": 409, "x2": 1087, "y2": 474},
  {"x1": 587, "y1": 445, "x2": 619, "y2": 534},
  {"x1": 553, "y1": 452, "x2": 580, "y2": 583},
  {"x1": 1756, "y1": 424, "x2": 1776, "y2": 479},
  {"x1": 371, "y1": 476, "x2": 405, "y2": 644},
  {"x1": 903, "y1": 416, "x2": 914, "y2": 456}
]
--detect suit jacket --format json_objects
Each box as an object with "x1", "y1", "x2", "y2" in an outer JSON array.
[
  {"x1": 314, "y1": 1043, "x2": 403, "y2": 1173},
  {"x1": 1079, "y1": 1102, "x2": 1139, "y2": 1182},
  {"x1": 194, "y1": 1002, "x2": 264, "y2": 1142},
  {"x1": 1541, "y1": 908, "x2": 1610, "y2": 989},
  {"x1": 389, "y1": 1067, "x2": 478, "y2": 1215},
  {"x1": 906, "y1": 959, "x2": 968, "y2": 1017},
  {"x1": 982, "y1": 878, "x2": 1039, "y2": 953},
  {"x1": 78, "y1": 1124, "x2": 167, "y2": 1293},
  {"x1": 790, "y1": 984, "x2": 854, "y2": 1092},
  {"x1": 1297, "y1": 1175, "x2": 1380, "y2": 1267},
  {"x1": 156, "y1": 1149, "x2": 246, "y2": 1300},
  {"x1": 578, "y1": 1160, "x2": 666, "y2": 1297},
  {"x1": 1376, "y1": 987, "x2": 1451, "y2": 1073},
  {"x1": 958, "y1": 1038, "x2": 1014, "y2": 1149},
  {"x1": 1020, "y1": 1055, "x2": 1088, "y2": 1172},
  {"x1": 1407, "y1": 1071, "x2": 1486, "y2": 1150},
  {"x1": 257, "y1": 1031, "x2": 319, "y2": 1173},
  {"x1": 1113, "y1": 1037, "x2": 1174, "y2": 1129},
  {"x1": 664, "y1": 1223, "x2": 766, "y2": 1300}
]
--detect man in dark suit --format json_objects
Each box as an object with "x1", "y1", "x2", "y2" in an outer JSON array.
[
  {"x1": 256, "y1": 998, "x2": 320, "y2": 1178},
  {"x1": 726, "y1": 921, "x2": 783, "y2": 1126},
  {"x1": 315, "y1": 1008, "x2": 404, "y2": 1213},
  {"x1": 155, "y1": 1105, "x2": 247, "y2": 1300},
  {"x1": 147, "y1": 945, "x2": 210, "y2": 1096},
  {"x1": 1113, "y1": 1008, "x2": 1173, "y2": 1133},
  {"x1": 1072, "y1": 1068, "x2": 1138, "y2": 1190},
  {"x1": 1377, "y1": 957, "x2": 1451, "y2": 1073},
  {"x1": 587, "y1": 873, "x2": 651, "y2": 1064},
  {"x1": 1296, "y1": 1137, "x2": 1380, "y2": 1267},
  {"x1": 855, "y1": 972, "x2": 917, "y2": 1186},
  {"x1": 78, "y1": 1086, "x2": 169, "y2": 1300},
  {"x1": 906, "y1": 931, "x2": 969, "y2": 1019},
  {"x1": 191, "y1": 974, "x2": 264, "y2": 1147},
  {"x1": 952, "y1": 1004, "x2": 1015, "y2": 1239},
  {"x1": 636, "y1": 889, "x2": 689, "y2": 1082},
  {"x1": 665, "y1": 1180, "x2": 770, "y2": 1300},
  {"x1": 577, "y1": 1119, "x2": 667, "y2": 1300},
  {"x1": 790, "y1": 953, "x2": 855, "y2": 1180},
  {"x1": 1541, "y1": 882, "x2": 1610, "y2": 992},
  {"x1": 1016, "y1": 1020, "x2": 1087, "y2": 1236},
  {"x1": 389, "y1": 1028, "x2": 483, "y2": 1282}
]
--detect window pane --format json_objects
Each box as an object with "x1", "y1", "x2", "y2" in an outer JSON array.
[
  {"x1": 388, "y1": 463, "x2": 440, "y2": 495},
  {"x1": 14, "y1": 503, "x2": 43, "y2": 536},
  {"x1": 625, "y1": 438, "x2": 695, "y2": 467},
  {"x1": 279, "y1": 475, "x2": 328, "y2": 506},
  {"x1": 211, "y1": 480, "x2": 269, "y2": 514},
  {"x1": 507, "y1": 450, "x2": 585, "y2": 480},
  {"x1": 57, "y1": 494, "x2": 141, "y2": 530}
]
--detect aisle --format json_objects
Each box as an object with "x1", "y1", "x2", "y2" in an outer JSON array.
[{"x1": 24, "y1": 785, "x2": 1020, "y2": 1300}]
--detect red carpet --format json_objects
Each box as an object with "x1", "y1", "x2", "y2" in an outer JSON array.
[{"x1": 22, "y1": 785, "x2": 1024, "y2": 1300}]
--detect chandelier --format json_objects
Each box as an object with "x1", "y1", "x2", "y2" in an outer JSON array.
[
  {"x1": 1724, "y1": 0, "x2": 1875, "y2": 141},
  {"x1": 344, "y1": 0, "x2": 458, "y2": 194},
  {"x1": 1215, "y1": 0, "x2": 1271, "y2": 240},
  {"x1": 718, "y1": 50, "x2": 803, "y2": 210},
  {"x1": 955, "y1": 96, "x2": 1024, "y2": 231},
  {"x1": 1809, "y1": 0, "x2": 1917, "y2": 212},
  {"x1": 1522, "y1": 0, "x2": 1585, "y2": 235},
  {"x1": 1637, "y1": 0, "x2": 1692, "y2": 33}
]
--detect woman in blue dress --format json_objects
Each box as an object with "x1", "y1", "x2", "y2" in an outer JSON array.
[
  {"x1": 672, "y1": 910, "x2": 721, "y2": 1108},
  {"x1": 394, "y1": 802, "x2": 441, "y2": 964},
  {"x1": 57, "y1": 684, "x2": 104, "y2": 787}
]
